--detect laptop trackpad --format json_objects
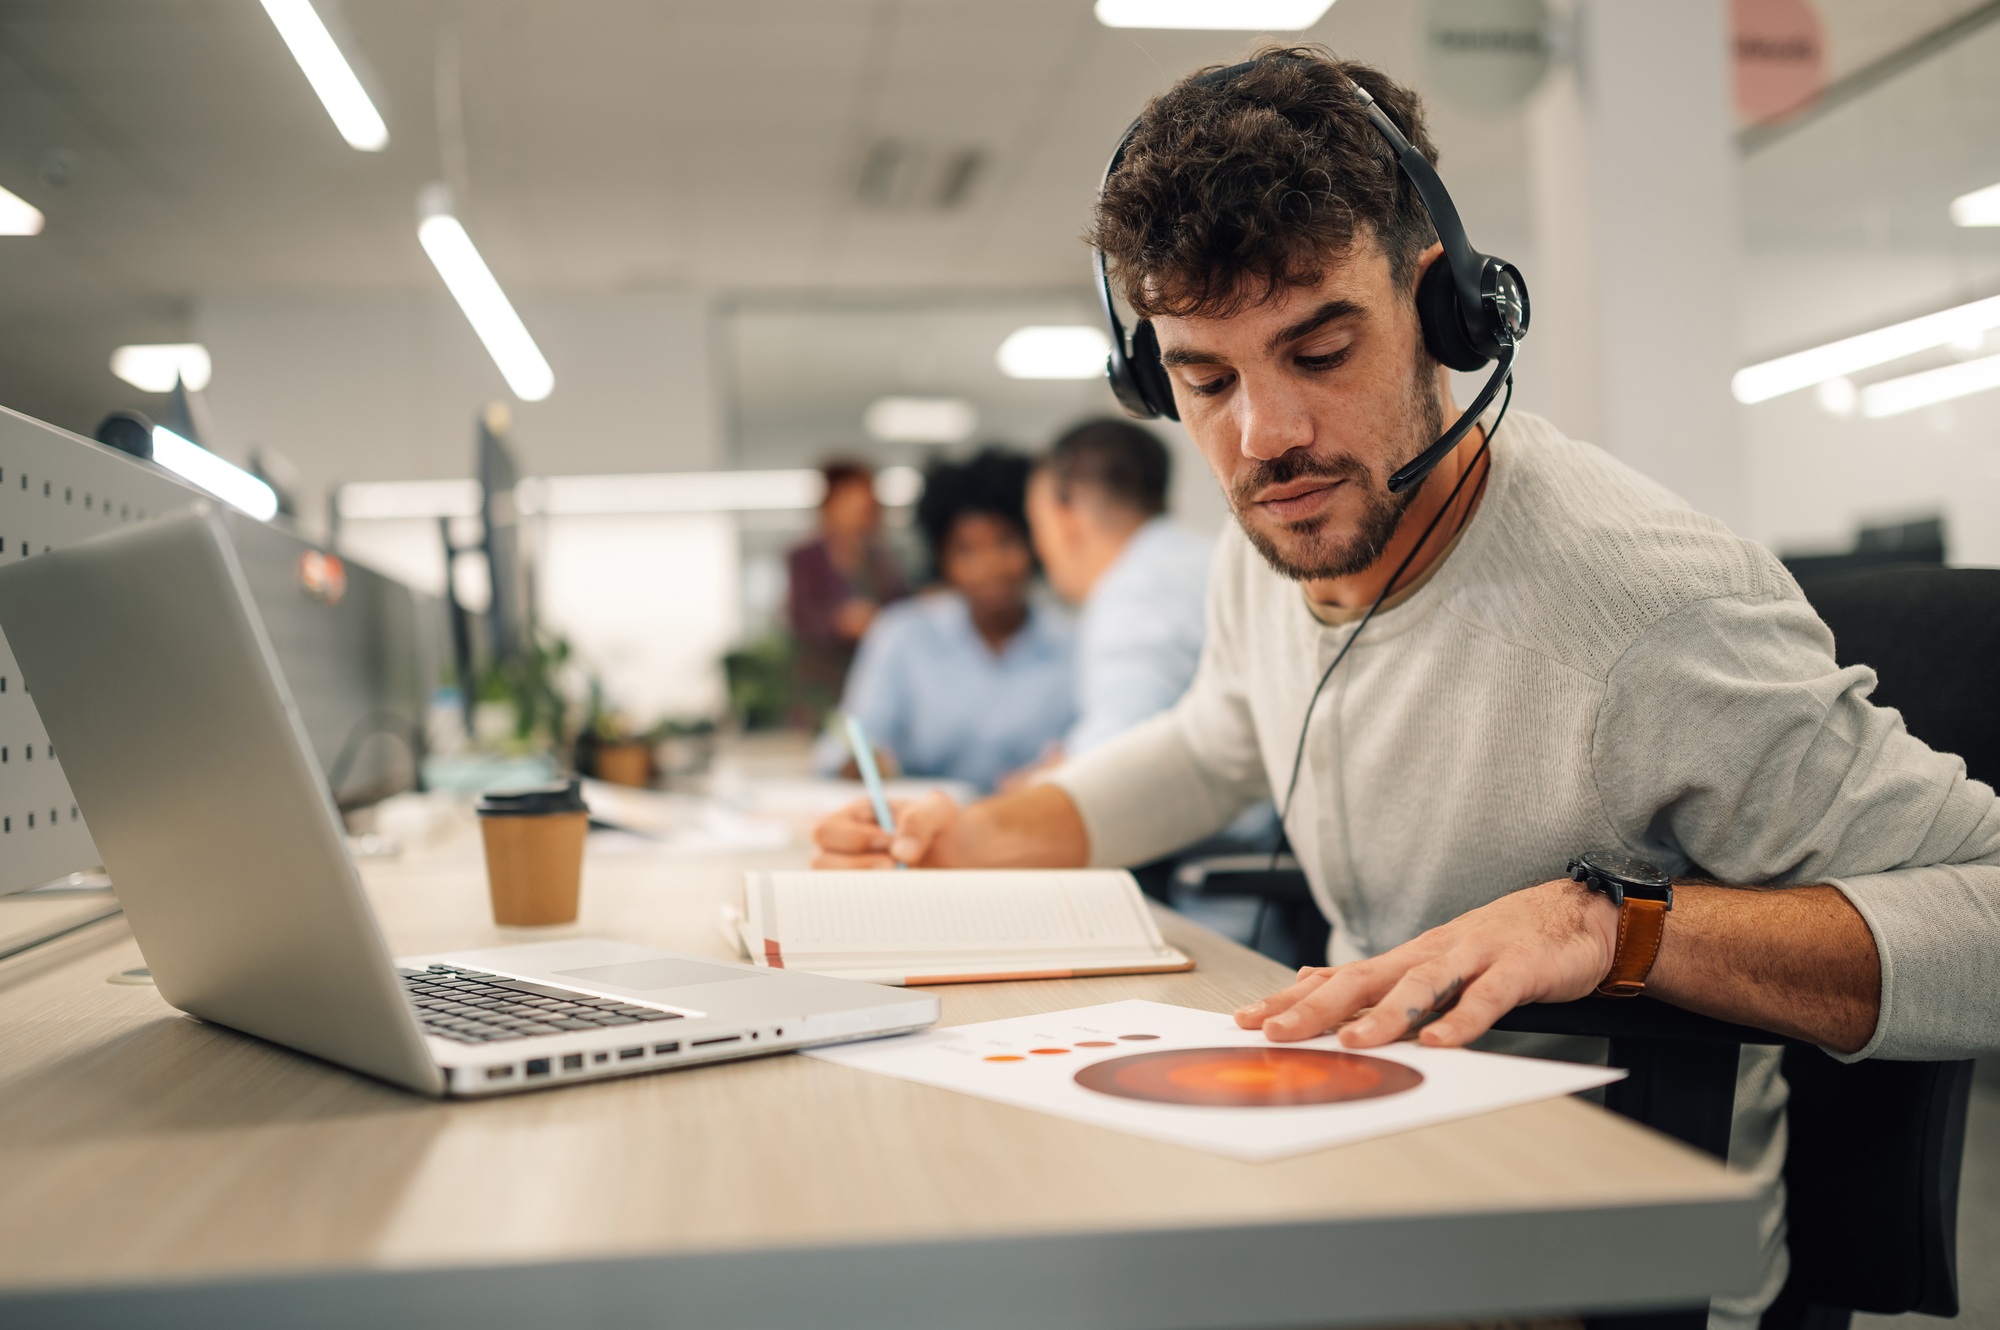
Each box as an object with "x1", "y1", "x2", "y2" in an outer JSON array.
[{"x1": 555, "y1": 958, "x2": 770, "y2": 993}]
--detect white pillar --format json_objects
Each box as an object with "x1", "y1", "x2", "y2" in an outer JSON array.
[{"x1": 1527, "y1": 0, "x2": 1746, "y2": 530}]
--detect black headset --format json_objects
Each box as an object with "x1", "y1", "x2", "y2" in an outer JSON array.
[{"x1": 1093, "y1": 57, "x2": 1530, "y2": 495}]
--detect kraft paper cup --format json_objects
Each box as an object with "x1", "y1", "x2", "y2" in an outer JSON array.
[{"x1": 476, "y1": 780, "x2": 588, "y2": 926}]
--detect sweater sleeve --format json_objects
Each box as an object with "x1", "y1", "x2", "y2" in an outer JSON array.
[
  {"x1": 1592, "y1": 593, "x2": 2000, "y2": 1061},
  {"x1": 1049, "y1": 536, "x2": 1268, "y2": 867}
]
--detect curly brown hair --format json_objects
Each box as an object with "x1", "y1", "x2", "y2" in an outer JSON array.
[{"x1": 1088, "y1": 47, "x2": 1440, "y2": 321}]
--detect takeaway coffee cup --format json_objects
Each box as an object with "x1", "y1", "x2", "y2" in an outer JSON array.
[{"x1": 476, "y1": 779, "x2": 589, "y2": 926}]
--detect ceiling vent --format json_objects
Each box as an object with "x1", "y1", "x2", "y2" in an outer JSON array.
[{"x1": 855, "y1": 140, "x2": 988, "y2": 211}]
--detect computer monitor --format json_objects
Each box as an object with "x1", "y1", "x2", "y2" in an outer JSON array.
[
  {"x1": 478, "y1": 417, "x2": 529, "y2": 666},
  {"x1": 223, "y1": 512, "x2": 442, "y2": 810}
]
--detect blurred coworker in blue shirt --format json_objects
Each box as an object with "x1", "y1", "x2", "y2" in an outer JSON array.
[
  {"x1": 820, "y1": 448, "x2": 1076, "y2": 794},
  {"x1": 1026, "y1": 419, "x2": 1212, "y2": 758}
]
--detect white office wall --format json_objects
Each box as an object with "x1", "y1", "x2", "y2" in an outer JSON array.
[
  {"x1": 194, "y1": 289, "x2": 723, "y2": 533},
  {"x1": 533, "y1": 513, "x2": 739, "y2": 722},
  {"x1": 1525, "y1": 0, "x2": 1745, "y2": 530}
]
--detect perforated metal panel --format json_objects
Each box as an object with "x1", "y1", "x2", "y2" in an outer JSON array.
[{"x1": 0, "y1": 406, "x2": 205, "y2": 894}]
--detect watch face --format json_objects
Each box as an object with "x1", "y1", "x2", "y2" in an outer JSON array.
[{"x1": 1583, "y1": 852, "x2": 1671, "y2": 890}]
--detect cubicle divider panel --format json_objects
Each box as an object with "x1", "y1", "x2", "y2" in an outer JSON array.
[{"x1": 0, "y1": 406, "x2": 204, "y2": 895}]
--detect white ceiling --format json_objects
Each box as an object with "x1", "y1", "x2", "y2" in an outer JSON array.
[
  {"x1": 0, "y1": 0, "x2": 1989, "y2": 445},
  {"x1": 0, "y1": 0, "x2": 1536, "y2": 437}
]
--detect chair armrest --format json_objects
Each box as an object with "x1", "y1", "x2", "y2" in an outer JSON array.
[{"x1": 1495, "y1": 995, "x2": 1801, "y2": 1046}]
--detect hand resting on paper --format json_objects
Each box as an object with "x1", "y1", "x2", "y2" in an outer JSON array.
[
  {"x1": 1235, "y1": 879, "x2": 1619, "y2": 1050},
  {"x1": 1234, "y1": 877, "x2": 1884, "y2": 1054}
]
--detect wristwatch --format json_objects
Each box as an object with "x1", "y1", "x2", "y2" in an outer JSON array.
[{"x1": 1568, "y1": 852, "x2": 1674, "y2": 998}]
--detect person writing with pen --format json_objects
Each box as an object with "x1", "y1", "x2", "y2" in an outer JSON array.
[{"x1": 813, "y1": 49, "x2": 2000, "y2": 1330}]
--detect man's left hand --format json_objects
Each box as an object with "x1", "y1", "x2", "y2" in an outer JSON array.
[{"x1": 1234, "y1": 879, "x2": 1621, "y2": 1048}]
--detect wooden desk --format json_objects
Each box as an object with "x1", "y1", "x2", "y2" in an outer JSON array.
[{"x1": 0, "y1": 812, "x2": 1762, "y2": 1329}]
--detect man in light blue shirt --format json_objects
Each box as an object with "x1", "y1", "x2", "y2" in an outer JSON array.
[{"x1": 1026, "y1": 418, "x2": 1212, "y2": 757}]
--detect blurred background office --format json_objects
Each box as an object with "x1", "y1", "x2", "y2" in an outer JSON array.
[{"x1": 2, "y1": 0, "x2": 1999, "y2": 820}]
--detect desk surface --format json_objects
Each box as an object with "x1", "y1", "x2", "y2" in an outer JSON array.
[{"x1": 0, "y1": 790, "x2": 1762, "y2": 1330}]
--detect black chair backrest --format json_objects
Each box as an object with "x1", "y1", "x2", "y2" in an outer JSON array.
[
  {"x1": 1803, "y1": 565, "x2": 2000, "y2": 787},
  {"x1": 1764, "y1": 566, "x2": 1996, "y2": 1318}
]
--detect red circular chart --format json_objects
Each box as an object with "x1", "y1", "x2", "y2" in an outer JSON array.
[{"x1": 1074, "y1": 1047, "x2": 1423, "y2": 1108}]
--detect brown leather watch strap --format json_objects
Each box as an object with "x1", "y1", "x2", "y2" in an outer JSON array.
[{"x1": 1596, "y1": 896, "x2": 1669, "y2": 997}]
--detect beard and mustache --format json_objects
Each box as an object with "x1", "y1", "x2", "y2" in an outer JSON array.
[{"x1": 1226, "y1": 339, "x2": 1447, "y2": 582}]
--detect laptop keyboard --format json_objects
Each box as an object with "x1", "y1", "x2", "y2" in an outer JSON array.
[{"x1": 398, "y1": 964, "x2": 685, "y2": 1044}]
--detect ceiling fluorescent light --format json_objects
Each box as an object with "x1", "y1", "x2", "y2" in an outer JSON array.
[
  {"x1": 1095, "y1": 0, "x2": 1336, "y2": 29},
  {"x1": 1949, "y1": 183, "x2": 2000, "y2": 228},
  {"x1": 257, "y1": 0, "x2": 388, "y2": 151},
  {"x1": 863, "y1": 396, "x2": 978, "y2": 445},
  {"x1": 997, "y1": 326, "x2": 1111, "y2": 380},
  {"x1": 0, "y1": 185, "x2": 43, "y2": 236},
  {"x1": 1731, "y1": 294, "x2": 2000, "y2": 404},
  {"x1": 110, "y1": 343, "x2": 212, "y2": 394},
  {"x1": 1859, "y1": 352, "x2": 2000, "y2": 418},
  {"x1": 417, "y1": 185, "x2": 554, "y2": 402},
  {"x1": 151, "y1": 427, "x2": 279, "y2": 521}
]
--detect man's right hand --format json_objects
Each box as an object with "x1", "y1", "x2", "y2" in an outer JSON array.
[
  {"x1": 811, "y1": 791, "x2": 967, "y2": 868},
  {"x1": 809, "y1": 782, "x2": 1092, "y2": 871}
]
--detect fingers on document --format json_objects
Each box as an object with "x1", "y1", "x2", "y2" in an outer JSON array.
[
  {"x1": 1264, "y1": 962, "x2": 1397, "y2": 1042},
  {"x1": 1232, "y1": 967, "x2": 1334, "y2": 1028},
  {"x1": 1417, "y1": 967, "x2": 1528, "y2": 1048},
  {"x1": 1341, "y1": 960, "x2": 1469, "y2": 1047}
]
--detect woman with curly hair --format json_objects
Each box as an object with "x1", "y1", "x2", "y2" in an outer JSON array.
[{"x1": 818, "y1": 447, "x2": 1075, "y2": 794}]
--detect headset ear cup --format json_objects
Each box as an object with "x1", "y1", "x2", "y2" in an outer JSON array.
[
  {"x1": 1128, "y1": 319, "x2": 1179, "y2": 421},
  {"x1": 1416, "y1": 258, "x2": 1488, "y2": 373}
]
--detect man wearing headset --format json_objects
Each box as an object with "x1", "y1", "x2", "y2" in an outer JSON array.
[{"x1": 813, "y1": 49, "x2": 2000, "y2": 1323}]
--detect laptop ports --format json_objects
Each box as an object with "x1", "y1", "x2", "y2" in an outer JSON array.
[
  {"x1": 525, "y1": 1058, "x2": 551, "y2": 1077},
  {"x1": 653, "y1": 1042, "x2": 680, "y2": 1055},
  {"x1": 484, "y1": 1065, "x2": 516, "y2": 1081},
  {"x1": 562, "y1": 1053, "x2": 584, "y2": 1072},
  {"x1": 618, "y1": 1047, "x2": 644, "y2": 1061}
]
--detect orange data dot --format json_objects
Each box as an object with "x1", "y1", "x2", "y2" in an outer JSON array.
[
  {"x1": 1075, "y1": 1040, "x2": 1115, "y2": 1048},
  {"x1": 1117, "y1": 1033, "x2": 1160, "y2": 1041},
  {"x1": 983, "y1": 1055, "x2": 1026, "y2": 1063},
  {"x1": 1028, "y1": 1047, "x2": 1070, "y2": 1055}
]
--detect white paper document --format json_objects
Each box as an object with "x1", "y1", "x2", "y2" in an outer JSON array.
[{"x1": 808, "y1": 999, "x2": 1624, "y2": 1161}]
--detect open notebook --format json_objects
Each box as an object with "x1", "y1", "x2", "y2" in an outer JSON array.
[{"x1": 739, "y1": 870, "x2": 1194, "y2": 986}]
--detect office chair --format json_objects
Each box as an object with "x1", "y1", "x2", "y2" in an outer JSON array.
[{"x1": 1182, "y1": 566, "x2": 1996, "y2": 1330}]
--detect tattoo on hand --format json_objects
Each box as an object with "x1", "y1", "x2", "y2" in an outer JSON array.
[{"x1": 1405, "y1": 975, "x2": 1465, "y2": 1035}]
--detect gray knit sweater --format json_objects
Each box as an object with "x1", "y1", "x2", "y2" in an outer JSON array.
[{"x1": 1052, "y1": 408, "x2": 2000, "y2": 1061}]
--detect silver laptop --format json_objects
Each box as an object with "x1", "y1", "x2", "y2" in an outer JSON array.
[{"x1": 0, "y1": 508, "x2": 937, "y2": 1097}]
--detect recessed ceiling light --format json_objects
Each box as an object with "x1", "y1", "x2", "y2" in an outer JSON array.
[
  {"x1": 150, "y1": 427, "x2": 279, "y2": 522},
  {"x1": 0, "y1": 185, "x2": 43, "y2": 236},
  {"x1": 1860, "y1": 352, "x2": 2000, "y2": 418},
  {"x1": 863, "y1": 397, "x2": 978, "y2": 445},
  {"x1": 417, "y1": 185, "x2": 554, "y2": 402},
  {"x1": 1094, "y1": 0, "x2": 1337, "y2": 30},
  {"x1": 1949, "y1": 182, "x2": 2000, "y2": 228},
  {"x1": 1731, "y1": 294, "x2": 2000, "y2": 404},
  {"x1": 258, "y1": 0, "x2": 389, "y2": 151},
  {"x1": 110, "y1": 344, "x2": 212, "y2": 394},
  {"x1": 997, "y1": 326, "x2": 1110, "y2": 380}
]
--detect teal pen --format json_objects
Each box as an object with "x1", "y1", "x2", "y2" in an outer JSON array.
[{"x1": 843, "y1": 714, "x2": 906, "y2": 870}]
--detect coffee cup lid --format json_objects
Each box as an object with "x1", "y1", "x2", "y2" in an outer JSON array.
[{"x1": 477, "y1": 778, "x2": 586, "y2": 816}]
